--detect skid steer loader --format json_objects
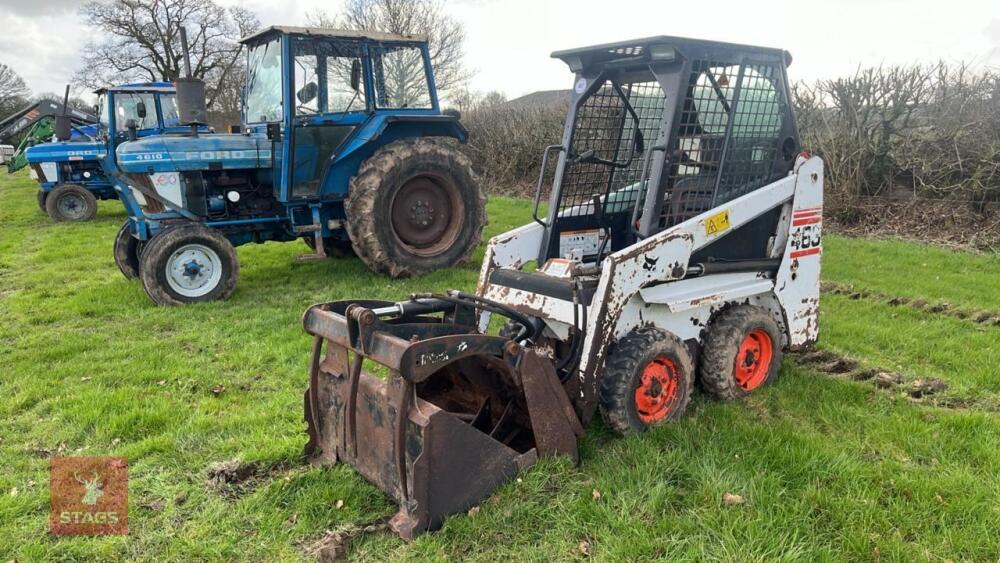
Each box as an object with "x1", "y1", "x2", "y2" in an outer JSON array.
[{"x1": 302, "y1": 36, "x2": 823, "y2": 539}]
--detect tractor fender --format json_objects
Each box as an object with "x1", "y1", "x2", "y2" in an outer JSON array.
[{"x1": 319, "y1": 115, "x2": 469, "y2": 198}]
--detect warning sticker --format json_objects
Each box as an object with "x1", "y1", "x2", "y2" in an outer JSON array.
[
  {"x1": 559, "y1": 229, "x2": 605, "y2": 258},
  {"x1": 704, "y1": 210, "x2": 731, "y2": 235}
]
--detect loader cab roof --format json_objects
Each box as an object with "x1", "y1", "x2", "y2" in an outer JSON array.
[
  {"x1": 551, "y1": 36, "x2": 792, "y2": 74},
  {"x1": 240, "y1": 25, "x2": 428, "y2": 46}
]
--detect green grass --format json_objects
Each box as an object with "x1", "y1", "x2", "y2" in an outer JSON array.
[{"x1": 2, "y1": 170, "x2": 999, "y2": 561}]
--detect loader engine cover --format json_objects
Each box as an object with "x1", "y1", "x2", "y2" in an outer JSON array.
[{"x1": 302, "y1": 299, "x2": 581, "y2": 539}]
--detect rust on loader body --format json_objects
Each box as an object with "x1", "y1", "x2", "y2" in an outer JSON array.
[{"x1": 303, "y1": 300, "x2": 580, "y2": 540}]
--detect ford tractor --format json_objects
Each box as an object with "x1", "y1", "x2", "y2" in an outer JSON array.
[
  {"x1": 0, "y1": 95, "x2": 98, "y2": 218},
  {"x1": 23, "y1": 83, "x2": 194, "y2": 222},
  {"x1": 299, "y1": 36, "x2": 823, "y2": 539},
  {"x1": 112, "y1": 26, "x2": 486, "y2": 306}
]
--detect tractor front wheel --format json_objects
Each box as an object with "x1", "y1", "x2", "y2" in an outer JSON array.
[
  {"x1": 345, "y1": 138, "x2": 486, "y2": 277},
  {"x1": 46, "y1": 184, "x2": 97, "y2": 222},
  {"x1": 139, "y1": 225, "x2": 239, "y2": 306},
  {"x1": 36, "y1": 190, "x2": 48, "y2": 213},
  {"x1": 699, "y1": 305, "x2": 783, "y2": 401},
  {"x1": 113, "y1": 221, "x2": 143, "y2": 279},
  {"x1": 599, "y1": 327, "x2": 695, "y2": 434}
]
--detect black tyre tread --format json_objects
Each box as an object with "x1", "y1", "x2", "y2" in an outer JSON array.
[
  {"x1": 699, "y1": 305, "x2": 783, "y2": 401},
  {"x1": 344, "y1": 137, "x2": 487, "y2": 278},
  {"x1": 138, "y1": 225, "x2": 239, "y2": 306},
  {"x1": 113, "y1": 221, "x2": 141, "y2": 279},
  {"x1": 45, "y1": 183, "x2": 97, "y2": 222},
  {"x1": 37, "y1": 190, "x2": 47, "y2": 213},
  {"x1": 599, "y1": 326, "x2": 695, "y2": 435}
]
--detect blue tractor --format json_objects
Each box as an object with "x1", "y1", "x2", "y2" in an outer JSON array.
[
  {"x1": 112, "y1": 26, "x2": 486, "y2": 306},
  {"x1": 22, "y1": 83, "x2": 192, "y2": 222}
]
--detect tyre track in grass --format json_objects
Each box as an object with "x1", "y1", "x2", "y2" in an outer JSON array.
[
  {"x1": 821, "y1": 281, "x2": 1000, "y2": 327},
  {"x1": 790, "y1": 348, "x2": 1000, "y2": 413}
]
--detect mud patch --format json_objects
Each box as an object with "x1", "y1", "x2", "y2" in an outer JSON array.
[
  {"x1": 908, "y1": 378, "x2": 949, "y2": 398},
  {"x1": 791, "y1": 349, "x2": 969, "y2": 410},
  {"x1": 205, "y1": 458, "x2": 292, "y2": 499},
  {"x1": 304, "y1": 519, "x2": 390, "y2": 561},
  {"x1": 820, "y1": 281, "x2": 1000, "y2": 327}
]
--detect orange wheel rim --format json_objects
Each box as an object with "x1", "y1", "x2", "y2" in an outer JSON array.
[
  {"x1": 634, "y1": 356, "x2": 681, "y2": 423},
  {"x1": 734, "y1": 329, "x2": 773, "y2": 391}
]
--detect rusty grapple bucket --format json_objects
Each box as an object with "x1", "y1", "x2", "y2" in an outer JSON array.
[{"x1": 302, "y1": 296, "x2": 582, "y2": 539}]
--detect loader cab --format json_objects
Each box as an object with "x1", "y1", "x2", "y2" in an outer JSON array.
[
  {"x1": 538, "y1": 37, "x2": 800, "y2": 265},
  {"x1": 239, "y1": 26, "x2": 442, "y2": 203}
]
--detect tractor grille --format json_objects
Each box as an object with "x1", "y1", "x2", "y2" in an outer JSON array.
[
  {"x1": 558, "y1": 81, "x2": 666, "y2": 217},
  {"x1": 659, "y1": 61, "x2": 786, "y2": 229}
]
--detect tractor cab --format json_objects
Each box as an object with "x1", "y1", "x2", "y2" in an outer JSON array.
[{"x1": 239, "y1": 26, "x2": 453, "y2": 203}]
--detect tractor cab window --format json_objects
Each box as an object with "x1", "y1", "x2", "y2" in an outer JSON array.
[
  {"x1": 160, "y1": 93, "x2": 180, "y2": 127},
  {"x1": 292, "y1": 39, "x2": 366, "y2": 116},
  {"x1": 245, "y1": 38, "x2": 284, "y2": 123},
  {"x1": 97, "y1": 94, "x2": 109, "y2": 131},
  {"x1": 114, "y1": 93, "x2": 157, "y2": 132},
  {"x1": 372, "y1": 45, "x2": 432, "y2": 109}
]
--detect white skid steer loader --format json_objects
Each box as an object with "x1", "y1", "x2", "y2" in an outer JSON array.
[{"x1": 301, "y1": 36, "x2": 823, "y2": 539}]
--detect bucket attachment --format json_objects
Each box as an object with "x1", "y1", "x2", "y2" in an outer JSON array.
[{"x1": 303, "y1": 298, "x2": 582, "y2": 540}]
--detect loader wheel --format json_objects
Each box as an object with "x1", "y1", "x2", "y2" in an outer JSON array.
[
  {"x1": 699, "y1": 305, "x2": 783, "y2": 401},
  {"x1": 599, "y1": 327, "x2": 695, "y2": 434},
  {"x1": 139, "y1": 225, "x2": 239, "y2": 306},
  {"x1": 113, "y1": 221, "x2": 143, "y2": 279},
  {"x1": 345, "y1": 138, "x2": 486, "y2": 277},
  {"x1": 46, "y1": 184, "x2": 97, "y2": 222},
  {"x1": 37, "y1": 190, "x2": 48, "y2": 213},
  {"x1": 302, "y1": 235, "x2": 355, "y2": 258}
]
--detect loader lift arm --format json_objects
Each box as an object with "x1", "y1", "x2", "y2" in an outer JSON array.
[{"x1": 0, "y1": 99, "x2": 99, "y2": 173}]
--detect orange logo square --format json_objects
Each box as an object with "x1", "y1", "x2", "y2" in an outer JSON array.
[{"x1": 50, "y1": 456, "x2": 128, "y2": 535}]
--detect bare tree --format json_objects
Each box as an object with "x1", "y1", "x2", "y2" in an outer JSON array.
[
  {"x1": 307, "y1": 0, "x2": 470, "y2": 97},
  {"x1": 0, "y1": 63, "x2": 30, "y2": 117},
  {"x1": 75, "y1": 0, "x2": 258, "y2": 110}
]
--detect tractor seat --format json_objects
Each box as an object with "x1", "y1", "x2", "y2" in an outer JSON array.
[{"x1": 488, "y1": 269, "x2": 599, "y2": 304}]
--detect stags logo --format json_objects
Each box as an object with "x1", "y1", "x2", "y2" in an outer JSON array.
[{"x1": 50, "y1": 457, "x2": 128, "y2": 535}]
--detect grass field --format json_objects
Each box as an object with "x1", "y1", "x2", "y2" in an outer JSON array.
[{"x1": 2, "y1": 170, "x2": 999, "y2": 561}]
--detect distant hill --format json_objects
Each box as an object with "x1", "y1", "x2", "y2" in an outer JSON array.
[{"x1": 504, "y1": 89, "x2": 571, "y2": 110}]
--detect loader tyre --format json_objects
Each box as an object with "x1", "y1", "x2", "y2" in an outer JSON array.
[
  {"x1": 599, "y1": 327, "x2": 695, "y2": 434},
  {"x1": 113, "y1": 221, "x2": 143, "y2": 279},
  {"x1": 302, "y1": 235, "x2": 355, "y2": 258},
  {"x1": 345, "y1": 138, "x2": 486, "y2": 277},
  {"x1": 139, "y1": 224, "x2": 239, "y2": 306},
  {"x1": 699, "y1": 305, "x2": 783, "y2": 401},
  {"x1": 46, "y1": 183, "x2": 97, "y2": 222},
  {"x1": 37, "y1": 190, "x2": 47, "y2": 213}
]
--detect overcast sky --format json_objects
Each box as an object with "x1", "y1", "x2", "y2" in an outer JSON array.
[{"x1": 1, "y1": 0, "x2": 998, "y2": 102}]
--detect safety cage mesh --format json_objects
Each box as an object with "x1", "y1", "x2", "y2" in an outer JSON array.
[
  {"x1": 555, "y1": 59, "x2": 787, "y2": 238},
  {"x1": 658, "y1": 60, "x2": 786, "y2": 229},
  {"x1": 557, "y1": 81, "x2": 666, "y2": 218}
]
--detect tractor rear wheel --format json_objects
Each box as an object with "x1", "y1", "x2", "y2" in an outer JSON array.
[
  {"x1": 113, "y1": 221, "x2": 143, "y2": 279},
  {"x1": 599, "y1": 327, "x2": 695, "y2": 434},
  {"x1": 345, "y1": 138, "x2": 486, "y2": 277},
  {"x1": 46, "y1": 183, "x2": 97, "y2": 222},
  {"x1": 699, "y1": 305, "x2": 783, "y2": 401},
  {"x1": 139, "y1": 224, "x2": 239, "y2": 306},
  {"x1": 36, "y1": 190, "x2": 48, "y2": 213}
]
